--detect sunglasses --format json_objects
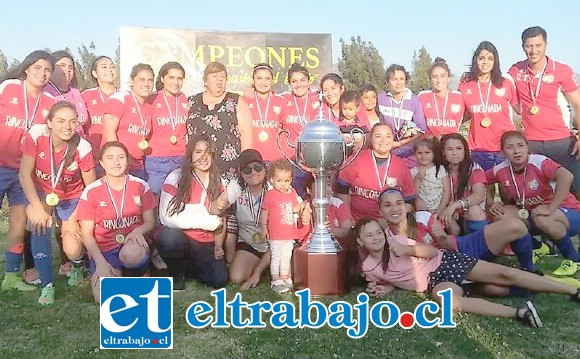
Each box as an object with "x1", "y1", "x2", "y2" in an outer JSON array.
[{"x1": 242, "y1": 163, "x2": 265, "y2": 175}]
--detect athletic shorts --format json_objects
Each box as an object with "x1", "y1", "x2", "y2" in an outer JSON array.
[
  {"x1": 145, "y1": 156, "x2": 183, "y2": 195},
  {"x1": 0, "y1": 166, "x2": 26, "y2": 206},
  {"x1": 456, "y1": 228, "x2": 494, "y2": 261}
]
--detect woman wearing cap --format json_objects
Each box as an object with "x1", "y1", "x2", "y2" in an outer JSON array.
[
  {"x1": 186, "y1": 61, "x2": 252, "y2": 185},
  {"x1": 459, "y1": 41, "x2": 519, "y2": 171},
  {"x1": 242, "y1": 63, "x2": 286, "y2": 163},
  {"x1": 487, "y1": 131, "x2": 580, "y2": 277}
]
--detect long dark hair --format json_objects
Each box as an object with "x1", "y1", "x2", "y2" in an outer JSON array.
[
  {"x1": 355, "y1": 217, "x2": 390, "y2": 274},
  {"x1": 167, "y1": 133, "x2": 221, "y2": 216},
  {"x1": 46, "y1": 101, "x2": 81, "y2": 173},
  {"x1": 378, "y1": 188, "x2": 418, "y2": 240},
  {"x1": 441, "y1": 133, "x2": 473, "y2": 200},
  {"x1": 466, "y1": 41, "x2": 504, "y2": 89},
  {"x1": 155, "y1": 61, "x2": 185, "y2": 91},
  {"x1": 90, "y1": 55, "x2": 114, "y2": 82},
  {"x1": 2, "y1": 50, "x2": 55, "y2": 83}
]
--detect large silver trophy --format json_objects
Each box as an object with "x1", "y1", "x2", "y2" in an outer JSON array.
[{"x1": 278, "y1": 93, "x2": 362, "y2": 253}]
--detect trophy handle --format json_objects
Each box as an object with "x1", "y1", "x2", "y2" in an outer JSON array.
[
  {"x1": 339, "y1": 128, "x2": 366, "y2": 170},
  {"x1": 277, "y1": 128, "x2": 301, "y2": 169}
]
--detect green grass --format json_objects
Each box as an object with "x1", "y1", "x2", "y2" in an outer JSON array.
[{"x1": 1, "y1": 213, "x2": 579, "y2": 359}]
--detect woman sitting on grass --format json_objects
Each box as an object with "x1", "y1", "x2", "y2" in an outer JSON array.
[{"x1": 355, "y1": 216, "x2": 580, "y2": 328}]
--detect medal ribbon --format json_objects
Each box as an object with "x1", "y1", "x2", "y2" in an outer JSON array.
[
  {"x1": 294, "y1": 92, "x2": 309, "y2": 125},
  {"x1": 49, "y1": 136, "x2": 69, "y2": 192},
  {"x1": 23, "y1": 82, "x2": 41, "y2": 130},
  {"x1": 246, "y1": 185, "x2": 265, "y2": 227},
  {"x1": 162, "y1": 91, "x2": 180, "y2": 132},
  {"x1": 389, "y1": 89, "x2": 407, "y2": 140},
  {"x1": 372, "y1": 151, "x2": 392, "y2": 190},
  {"x1": 527, "y1": 60, "x2": 548, "y2": 106},
  {"x1": 254, "y1": 92, "x2": 272, "y2": 124},
  {"x1": 130, "y1": 91, "x2": 148, "y2": 136},
  {"x1": 192, "y1": 172, "x2": 209, "y2": 208},
  {"x1": 432, "y1": 91, "x2": 449, "y2": 135},
  {"x1": 477, "y1": 80, "x2": 493, "y2": 119},
  {"x1": 105, "y1": 175, "x2": 127, "y2": 220},
  {"x1": 509, "y1": 164, "x2": 527, "y2": 208}
]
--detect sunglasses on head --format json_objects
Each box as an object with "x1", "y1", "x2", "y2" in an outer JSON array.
[{"x1": 242, "y1": 163, "x2": 265, "y2": 175}]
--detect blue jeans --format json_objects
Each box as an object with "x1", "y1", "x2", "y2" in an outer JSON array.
[{"x1": 471, "y1": 151, "x2": 505, "y2": 171}]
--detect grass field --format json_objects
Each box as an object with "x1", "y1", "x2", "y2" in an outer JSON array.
[{"x1": 1, "y1": 216, "x2": 579, "y2": 359}]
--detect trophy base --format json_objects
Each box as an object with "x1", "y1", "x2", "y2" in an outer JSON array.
[{"x1": 293, "y1": 247, "x2": 347, "y2": 296}]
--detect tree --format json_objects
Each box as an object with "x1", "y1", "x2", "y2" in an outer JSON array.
[
  {"x1": 338, "y1": 36, "x2": 385, "y2": 91},
  {"x1": 0, "y1": 50, "x2": 9, "y2": 79},
  {"x1": 76, "y1": 42, "x2": 98, "y2": 91},
  {"x1": 408, "y1": 46, "x2": 432, "y2": 93}
]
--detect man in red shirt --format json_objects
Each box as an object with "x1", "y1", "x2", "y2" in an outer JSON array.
[{"x1": 508, "y1": 26, "x2": 580, "y2": 199}]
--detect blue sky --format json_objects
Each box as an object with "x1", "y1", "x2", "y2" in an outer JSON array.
[{"x1": 1, "y1": 0, "x2": 579, "y2": 77}]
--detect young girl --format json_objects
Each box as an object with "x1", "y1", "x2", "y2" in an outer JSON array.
[
  {"x1": 411, "y1": 137, "x2": 451, "y2": 217},
  {"x1": 359, "y1": 84, "x2": 383, "y2": 128},
  {"x1": 77, "y1": 141, "x2": 156, "y2": 302},
  {"x1": 356, "y1": 217, "x2": 580, "y2": 328},
  {"x1": 260, "y1": 159, "x2": 303, "y2": 293},
  {"x1": 19, "y1": 101, "x2": 96, "y2": 305}
]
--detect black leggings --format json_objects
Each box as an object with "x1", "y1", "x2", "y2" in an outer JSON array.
[{"x1": 157, "y1": 226, "x2": 227, "y2": 288}]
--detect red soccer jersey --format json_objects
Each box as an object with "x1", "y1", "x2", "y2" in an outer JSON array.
[
  {"x1": 328, "y1": 196, "x2": 354, "y2": 229},
  {"x1": 337, "y1": 149, "x2": 415, "y2": 220},
  {"x1": 508, "y1": 57, "x2": 579, "y2": 141},
  {"x1": 418, "y1": 89, "x2": 464, "y2": 137},
  {"x1": 43, "y1": 83, "x2": 89, "y2": 136},
  {"x1": 243, "y1": 93, "x2": 286, "y2": 161},
  {"x1": 486, "y1": 154, "x2": 580, "y2": 211},
  {"x1": 22, "y1": 124, "x2": 95, "y2": 200},
  {"x1": 412, "y1": 210, "x2": 459, "y2": 250},
  {"x1": 279, "y1": 91, "x2": 320, "y2": 158},
  {"x1": 82, "y1": 87, "x2": 114, "y2": 160},
  {"x1": 0, "y1": 79, "x2": 55, "y2": 169},
  {"x1": 103, "y1": 91, "x2": 152, "y2": 170},
  {"x1": 161, "y1": 169, "x2": 225, "y2": 243},
  {"x1": 262, "y1": 187, "x2": 301, "y2": 240},
  {"x1": 448, "y1": 162, "x2": 487, "y2": 200},
  {"x1": 459, "y1": 76, "x2": 518, "y2": 152},
  {"x1": 76, "y1": 175, "x2": 157, "y2": 252},
  {"x1": 146, "y1": 91, "x2": 188, "y2": 157}
]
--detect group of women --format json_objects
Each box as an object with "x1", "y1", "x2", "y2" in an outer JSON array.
[{"x1": 0, "y1": 41, "x2": 579, "y2": 328}]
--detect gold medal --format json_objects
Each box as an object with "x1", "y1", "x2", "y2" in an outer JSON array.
[
  {"x1": 138, "y1": 139, "x2": 149, "y2": 150},
  {"x1": 170, "y1": 135, "x2": 177, "y2": 145},
  {"x1": 258, "y1": 131, "x2": 268, "y2": 142},
  {"x1": 115, "y1": 233, "x2": 125, "y2": 244},
  {"x1": 45, "y1": 192, "x2": 59, "y2": 207},
  {"x1": 529, "y1": 105, "x2": 539, "y2": 115},
  {"x1": 518, "y1": 208, "x2": 530, "y2": 220},
  {"x1": 480, "y1": 117, "x2": 492, "y2": 128},
  {"x1": 251, "y1": 233, "x2": 263, "y2": 243}
]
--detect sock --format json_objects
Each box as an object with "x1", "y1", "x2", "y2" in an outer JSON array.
[
  {"x1": 466, "y1": 219, "x2": 489, "y2": 234},
  {"x1": 5, "y1": 244, "x2": 24, "y2": 272},
  {"x1": 511, "y1": 234, "x2": 536, "y2": 272},
  {"x1": 31, "y1": 230, "x2": 53, "y2": 288},
  {"x1": 554, "y1": 235, "x2": 580, "y2": 262},
  {"x1": 509, "y1": 285, "x2": 531, "y2": 297},
  {"x1": 71, "y1": 258, "x2": 84, "y2": 268}
]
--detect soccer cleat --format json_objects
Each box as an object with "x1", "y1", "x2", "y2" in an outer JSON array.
[
  {"x1": 59, "y1": 262, "x2": 73, "y2": 277},
  {"x1": 552, "y1": 260, "x2": 580, "y2": 277},
  {"x1": 38, "y1": 283, "x2": 55, "y2": 306},
  {"x1": 22, "y1": 268, "x2": 40, "y2": 285},
  {"x1": 271, "y1": 280, "x2": 290, "y2": 294},
  {"x1": 532, "y1": 243, "x2": 550, "y2": 264},
  {"x1": 1, "y1": 274, "x2": 37, "y2": 291},
  {"x1": 545, "y1": 275, "x2": 580, "y2": 289},
  {"x1": 516, "y1": 300, "x2": 543, "y2": 328},
  {"x1": 67, "y1": 266, "x2": 84, "y2": 287}
]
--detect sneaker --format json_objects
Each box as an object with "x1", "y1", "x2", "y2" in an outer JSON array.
[
  {"x1": 22, "y1": 268, "x2": 40, "y2": 285},
  {"x1": 59, "y1": 262, "x2": 72, "y2": 277},
  {"x1": 284, "y1": 278, "x2": 294, "y2": 291},
  {"x1": 552, "y1": 259, "x2": 580, "y2": 277},
  {"x1": 516, "y1": 300, "x2": 543, "y2": 328},
  {"x1": 38, "y1": 283, "x2": 55, "y2": 306},
  {"x1": 271, "y1": 280, "x2": 289, "y2": 294},
  {"x1": 67, "y1": 266, "x2": 84, "y2": 287},
  {"x1": 1, "y1": 274, "x2": 37, "y2": 291},
  {"x1": 532, "y1": 243, "x2": 550, "y2": 264},
  {"x1": 150, "y1": 248, "x2": 168, "y2": 270}
]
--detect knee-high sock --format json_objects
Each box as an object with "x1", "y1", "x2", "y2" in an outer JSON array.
[
  {"x1": 554, "y1": 235, "x2": 580, "y2": 262},
  {"x1": 31, "y1": 230, "x2": 53, "y2": 288},
  {"x1": 5, "y1": 243, "x2": 24, "y2": 273},
  {"x1": 510, "y1": 233, "x2": 536, "y2": 272}
]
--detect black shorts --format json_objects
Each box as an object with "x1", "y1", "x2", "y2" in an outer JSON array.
[
  {"x1": 428, "y1": 251, "x2": 478, "y2": 292},
  {"x1": 236, "y1": 241, "x2": 266, "y2": 258},
  {"x1": 528, "y1": 137, "x2": 580, "y2": 192}
]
